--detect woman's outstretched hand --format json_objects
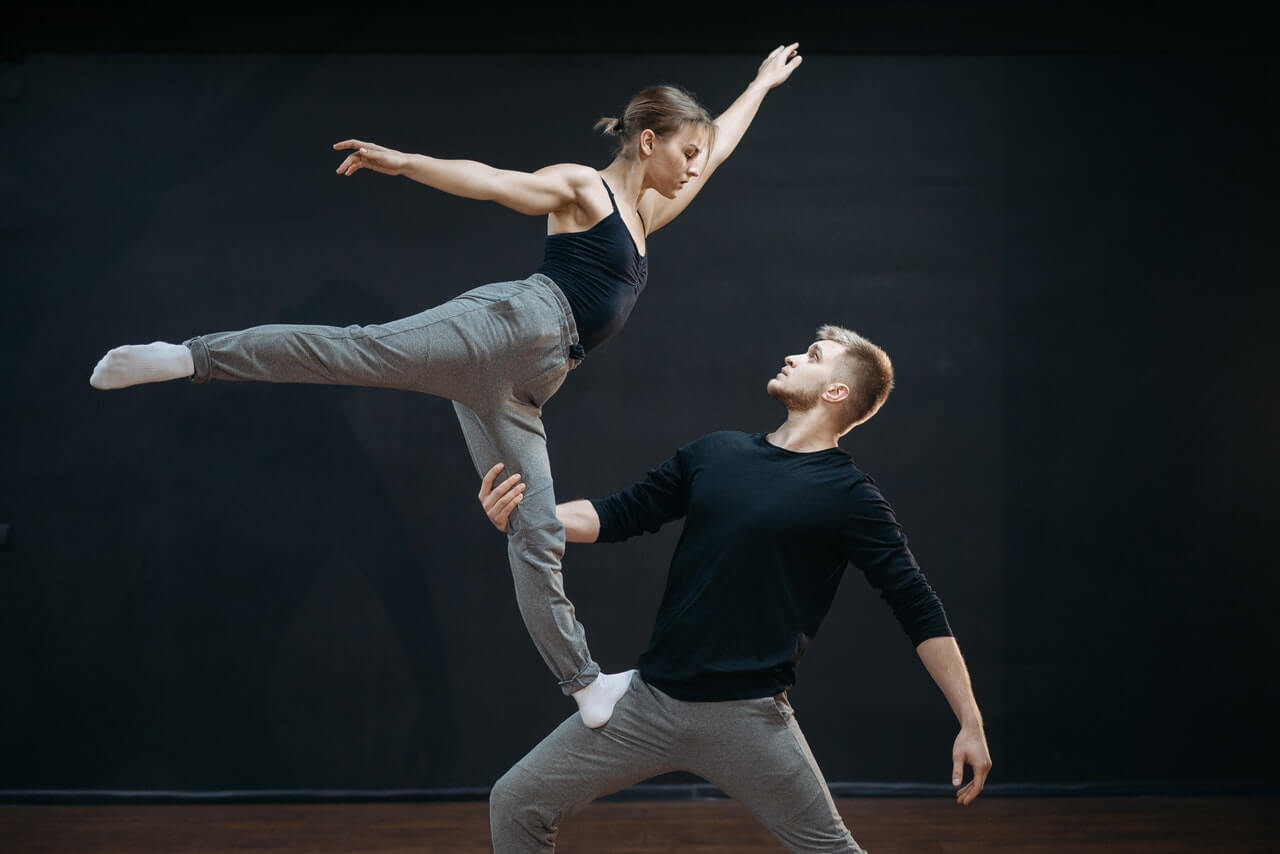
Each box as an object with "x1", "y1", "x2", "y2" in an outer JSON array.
[
  {"x1": 754, "y1": 42, "x2": 803, "y2": 90},
  {"x1": 333, "y1": 139, "x2": 409, "y2": 177}
]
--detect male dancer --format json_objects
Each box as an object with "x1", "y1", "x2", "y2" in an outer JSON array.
[{"x1": 476, "y1": 324, "x2": 992, "y2": 852}]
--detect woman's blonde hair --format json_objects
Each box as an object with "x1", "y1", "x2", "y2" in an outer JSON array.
[{"x1": 595, "y1": 85, "x2": 716, "y2": 159}]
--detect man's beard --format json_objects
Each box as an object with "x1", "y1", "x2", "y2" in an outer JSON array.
[{"x1": 766, "y1": 378, "x2": 823, "y2": 412}]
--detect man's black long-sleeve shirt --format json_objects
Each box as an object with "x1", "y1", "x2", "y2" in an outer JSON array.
[{"x1": 591, "y1": 431, "x2": 952, "y2": 702}]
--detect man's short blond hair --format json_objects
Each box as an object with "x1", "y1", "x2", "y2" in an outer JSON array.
[{"x1": 817, "y1": 325, "x2": 895, "y2": 428}]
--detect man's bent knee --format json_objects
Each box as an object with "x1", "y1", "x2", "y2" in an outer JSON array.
[
  {"x1": 489, "y1": 766, "x2": 557, "y2": 852},
  {"x1": 488, "y1": 768, "x2": 522, "y2": 824}
]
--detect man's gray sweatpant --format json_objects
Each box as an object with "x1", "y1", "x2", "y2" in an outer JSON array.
[
  {"x1": 490, "y1": 676, "x2": 867, "y2": 853},
  {"x1": 184, "y1": 274, "x2": 600, "y2": 694}
]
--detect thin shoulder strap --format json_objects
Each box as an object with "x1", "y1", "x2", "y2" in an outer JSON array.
[
  {"x1": 599, "y1": 177, "x2": 620, "y2": 213},
  {"x1": 601, "y1": 176, "x2": 646, "y2": 235}
]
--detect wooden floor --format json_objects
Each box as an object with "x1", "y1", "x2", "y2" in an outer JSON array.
[{"x1": 2, "y1": 797, "x2": 1276, "y2": 853}]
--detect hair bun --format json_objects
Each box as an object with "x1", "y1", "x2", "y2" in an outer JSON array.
[{"x1": 594, "y1": 116, "x2": 626, "y2": 135}]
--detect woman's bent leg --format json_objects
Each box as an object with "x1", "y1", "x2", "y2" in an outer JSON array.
[{"x1": 453, "y1": 400, "x2": 600, "y2": 696}]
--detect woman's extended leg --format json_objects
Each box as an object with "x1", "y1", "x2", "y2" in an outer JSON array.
[{"x1": 89, "y1": 279, "x2": 533, "y2": 399}]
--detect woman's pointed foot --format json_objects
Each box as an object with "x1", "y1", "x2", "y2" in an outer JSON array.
[
  {"x1": 90, "y1": 342, "x2": 193, "y2": 389},
  {"x1": 572, "y1": 669, "x2": 636, "y2": 729}
]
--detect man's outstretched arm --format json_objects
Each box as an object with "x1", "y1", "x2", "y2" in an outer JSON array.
[
  {"x1": 915, "y1": 636, "x2": 992, "y2": 806},
  {"x1": 479, "y1": 453, "x2": 687, "y2": 543},
  {"x1": 557, "y1": 500, "x2": 600, "y2": 543}
]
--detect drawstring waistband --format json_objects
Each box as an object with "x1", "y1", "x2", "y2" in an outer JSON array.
[{"x1": 528, "y1": 272, "x2": 584, "y2": 365}]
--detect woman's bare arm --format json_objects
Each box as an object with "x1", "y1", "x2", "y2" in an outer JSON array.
[
  {"x1": 640, "y1": 43, "x2": 803, "y2": 234},
  {"x1": 333, "y1": 139, "x2": 598, "y2": 216}
]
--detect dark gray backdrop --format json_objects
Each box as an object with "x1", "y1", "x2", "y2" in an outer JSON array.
[{"x1": 2, "y1": 45, "x2": 1277, "y2": 794}]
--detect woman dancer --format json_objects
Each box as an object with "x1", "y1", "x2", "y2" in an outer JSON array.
[{"x1": 89, "y1": 44, "x2": 803, "y2": 728}]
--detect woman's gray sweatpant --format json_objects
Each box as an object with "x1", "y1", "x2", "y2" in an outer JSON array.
[
  {"x1": 184, "y1": 274, "x2": 600, "y2": 695},
  {"x1": 489, "y1": 675, "x2": 867, "y2": 853}
]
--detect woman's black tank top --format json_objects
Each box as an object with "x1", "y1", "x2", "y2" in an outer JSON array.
[{"x1": 536, "y1": 177, "x2": 649, "y2": 354}]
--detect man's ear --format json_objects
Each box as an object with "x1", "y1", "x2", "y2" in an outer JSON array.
[{"x1": 823, "y1": 383, "x2": 851, "y2": 404}]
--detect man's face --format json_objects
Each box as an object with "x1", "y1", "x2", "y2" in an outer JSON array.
[{"x1": 766, "y1": 340, "x2": 844, "y2": 411}]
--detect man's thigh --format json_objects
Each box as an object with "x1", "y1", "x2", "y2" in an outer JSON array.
[
  {"x1": 684, "y1": 693, "x2": 866, "y2": 853},
  {"x1": 490, "y1": 677, "x2": 676, "y2": 852}
]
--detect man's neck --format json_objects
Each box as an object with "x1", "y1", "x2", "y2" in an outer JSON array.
[{"x1": 765, "y1": 411, "x2": 842, "y2": 453}]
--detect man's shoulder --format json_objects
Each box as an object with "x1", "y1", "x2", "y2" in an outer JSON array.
[
  {"x1": 682, "y1": 429, "x2": 757, "y2": 453},
  {"x1": 843, "y1": 468, "x2": 908, "y2": 522}
]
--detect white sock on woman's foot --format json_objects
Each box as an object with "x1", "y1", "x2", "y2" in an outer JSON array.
[
  {"x1": 572, "y1": 669, "x2": 636, "y2": 729},
  {"x1": 89, "y1": 342, "x2": 194, "y2": 390}
]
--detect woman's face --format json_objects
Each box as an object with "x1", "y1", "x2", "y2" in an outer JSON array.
[{"x1": 643, "y1": 124, "x2": 710, "y2": 198}]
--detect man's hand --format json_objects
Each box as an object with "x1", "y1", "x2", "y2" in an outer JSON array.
[
  {"x1": 478, "y1": 462, "x2": 525, "y2": 533},
  {"x1": 752, "y1": 42, "x2": 803, "y2": 90},
  {"x1": 951, "y1": 725, "x2": 992, "y2": 805},
  {"x1": 333, "y1": 139, "x2": 409, "y2": 176}
]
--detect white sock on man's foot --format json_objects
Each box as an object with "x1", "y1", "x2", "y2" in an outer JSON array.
[
  {"x1": 89, "y1": 342, "x2": 194, "y2": 390},
  {"x1": 572, "y1": 669, "x2": 636, "y2": 729}
]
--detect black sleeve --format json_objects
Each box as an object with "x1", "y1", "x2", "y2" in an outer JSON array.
[
  {"x1": 843, "y1": 478, "x2": 953, "y2": 646},
  {"x1": 590, "y1": 448, "x2": 688, "y2": 543}
]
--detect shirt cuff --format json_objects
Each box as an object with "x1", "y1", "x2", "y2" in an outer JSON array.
[{"x1": 590, "y1": 497, "x2": 622, "y2": 542}]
